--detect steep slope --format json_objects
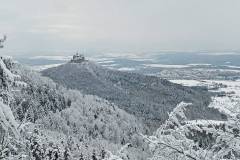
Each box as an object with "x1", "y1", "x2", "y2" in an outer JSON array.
[
  {"x1": 0, "y1": 57, "x2": 21, "y2": 138},
  {"x1": 0, "y1": 57, "x2": 148, "y2": 159},
  {"x1": 42, "y1": 61, "x2": 227, "y2": 131},
  {"x1": 145, "y1": 102, "x2": 240, "y2": 160}
]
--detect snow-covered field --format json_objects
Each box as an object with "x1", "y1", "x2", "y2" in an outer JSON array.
[
  {"x1": 29, "y1": 56, "x2": 72, "y2": 61},
  {"x1": 144, "y1": 64, "x2": 189, "y2": 68},
  {"x1": 32, "y1": 63, "x2": 64, "y2": 71},
  {"x1": 118, "y1": 67, "x2": 136, "y2": 71},
  {"x1": 170, "y1": 79, "x2": 240, "y2": 116}
]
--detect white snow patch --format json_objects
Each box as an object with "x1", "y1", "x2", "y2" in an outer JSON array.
[
  {"x1": 170, "y1": 80, "x2": 204, "y2": 87},
  {"x1": 88, "y1": 57, "x2": 114, "y2": 62},
  {"x1": 224, "y1": 65, "x2": 240, "y2": 69},
  {"x1": 186, "y1": 120, "x2": 226, "y2": 125},
  {"x1": 97, "y1": 60, "x2": 115, "y2": 64},
  {"x1": 118, "y1": 67, "x2": 135, "y2": 71},
  {"x1": 32, "y1": 63, "x2": 64, "y2": 71},
  {"x1": 29, "y1": 56, "x2": 71, "y2": 61},
  {"x1": 187, "y1": 63, "x2": 212, "y2": 66},
  {"x1": 144, "y1": 64, "x2": 189, "y2": 68},
  {"x1": 101, "y1": 64, "x2": 119, "y2": 67},
  {"x1": 171, "y1": 79, "x2": 240, "y2": 116},
  {"x1": 198, "y1": 52, "x2": 239, "y2": 55},
  {"x1": 130, "y1": 58, "x2": 155, "y2": 62}
]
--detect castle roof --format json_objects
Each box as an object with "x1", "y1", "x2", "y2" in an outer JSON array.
[{"x1": 70, "y1": 53, "x2": 85, "y2": 63}]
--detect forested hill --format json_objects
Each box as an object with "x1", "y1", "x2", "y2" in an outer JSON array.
[
  {"x1": 0, "y1": 57, "x2": 149, "y2": 159},
  {"x1": 42, "y1": 60, "x2": 227, "y2": 131}
]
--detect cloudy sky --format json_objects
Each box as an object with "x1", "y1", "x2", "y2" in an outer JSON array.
[{"x1": 0, "y1": 0, "x2": 240, "y2": 56}]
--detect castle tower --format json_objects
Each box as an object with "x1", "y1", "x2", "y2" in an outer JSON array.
[{"x1": 70, "y1": 52, "x2": 85, "y2": 63}]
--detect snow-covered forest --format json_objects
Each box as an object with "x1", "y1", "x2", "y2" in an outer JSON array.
[
  {"x1": 0, "y1": 35, "x2": 151, "y2": 159},
  {"x1": 1, "y1": 48, "x2": 240, "y2": 159},
  {"x1": 0, "y1": 56, "x2": 148, "y2": 159},
  {"x1": 42, "y1": 61, "x2": 225, "y2": 132},
  {"x1": 1, "y1": 0, "x2": 240, "y2": 159}
]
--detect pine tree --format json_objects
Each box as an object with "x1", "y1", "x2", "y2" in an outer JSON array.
[
  {"x1": 100, "y1": 149, "x2": 106, "y2": 159},
  {"x1": 79, "y1": 153, "x2": 84, "y2": 160},
  {"x1": 92, "y1": 150, "x2": 97, "y2": 160},
  {"x1": 64, "y1": 147, "x2": 71, "y2": 160}
]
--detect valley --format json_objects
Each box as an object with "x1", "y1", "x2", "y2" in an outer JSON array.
[
  {"x1": 1, "y1": 1, "x2": 240, "y2": 159},
  {"x1": 41, "y1": 59, "x2": 224, "y2": 132},
  {"x1": 171, "y1": 79, "x2": 240, "y2": 116},
  {"x1": 1, "y1": 53, "x2": 240, "y2": 160}
]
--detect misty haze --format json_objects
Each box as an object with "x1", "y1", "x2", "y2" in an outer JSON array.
[{"x1": 1, "y1": 1, "x2": 240, "y2": 160}]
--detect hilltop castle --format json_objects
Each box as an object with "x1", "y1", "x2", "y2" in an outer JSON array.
[{"x1": 70, "y1": 53, "x2": 85, "y2": 63}]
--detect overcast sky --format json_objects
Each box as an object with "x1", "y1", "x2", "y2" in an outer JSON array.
[{"x1": 1, "y1": 0, "x2": 240, "y2": 56}]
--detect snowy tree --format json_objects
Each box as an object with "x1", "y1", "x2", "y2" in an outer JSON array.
[
  {"x1": 0, "y1": 57, "x2": 20, "y2": 137},
  {"x1": 143, "y1": 102, "x2": 240, "y2": 160},
  {"x1": 0, "y1": 56, "x2": 23, "y2": 159}
]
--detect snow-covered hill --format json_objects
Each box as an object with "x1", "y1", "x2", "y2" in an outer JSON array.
[
  {"x1": 1, "y1": 56, "x2": 236, "y2": 160},
  {"x1": 0, "y1": 57, "x2": 149, "y2": 159},
  {"x1": 42, "y1": 60, "x2": 226, "y2": 131}
]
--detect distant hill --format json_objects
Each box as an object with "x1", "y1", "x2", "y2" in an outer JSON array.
[{"x1": 42, "y1": 60, "x2": 227, "y2": 131}]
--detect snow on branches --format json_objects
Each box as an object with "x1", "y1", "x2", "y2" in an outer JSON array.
[
  {"x1": 0, "y1": 57, "x2": 22, "y2": 137},
  {"x1": 142, "y1": 101, "x2": 240, "y2": 160}
]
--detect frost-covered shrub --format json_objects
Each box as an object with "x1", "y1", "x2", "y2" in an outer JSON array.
[{"x1": 144, "y1": 102, "x2": 240, "y2": 160}]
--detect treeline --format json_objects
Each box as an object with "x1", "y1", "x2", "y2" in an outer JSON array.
[
  {"x1": 0, "y1": 57, "x2": 149, "y2": 159},
  {"x1": 42, "y1": 62, "x2": 226, "y2": 132}
]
